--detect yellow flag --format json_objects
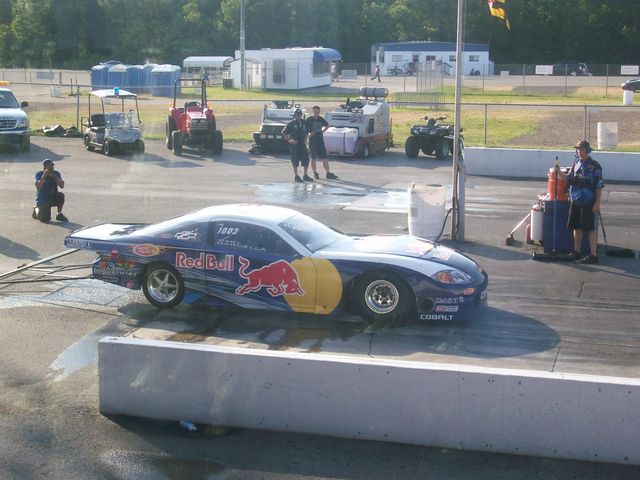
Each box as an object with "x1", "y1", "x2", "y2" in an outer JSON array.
[{"x1": 488, "y1": 0, "x2": 511, "y2": 30}]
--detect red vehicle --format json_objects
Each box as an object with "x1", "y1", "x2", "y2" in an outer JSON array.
[{"x1": 165, "y1": 79, "x2": 223, "y2": 156}]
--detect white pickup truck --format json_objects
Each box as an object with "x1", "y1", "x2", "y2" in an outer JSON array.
[{"x1": 0, "y1": 83, "x2": 31, "y2": 152}]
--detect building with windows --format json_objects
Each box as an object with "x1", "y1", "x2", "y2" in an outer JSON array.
[
  {"x1": 229, "y1": 47, "x2": 342, "y2": 90},
  {"x1": 371, "y1": 41, "x2": 492, "y2": 76}
]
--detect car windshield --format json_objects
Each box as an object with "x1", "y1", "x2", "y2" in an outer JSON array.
[
  {"x1": 0, "y1": 91, "x2": 20, "y2": 108},
  {"x1": 105, "y1": 111, "x2": 139, "y2": 128},
  {"x1": 278, "y1": 213, "x2": 344, "y2": 252}
]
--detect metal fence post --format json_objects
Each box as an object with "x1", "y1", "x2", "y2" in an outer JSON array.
[{"x1": 484, "y1": 103, "x2": 488, "y2": 145}]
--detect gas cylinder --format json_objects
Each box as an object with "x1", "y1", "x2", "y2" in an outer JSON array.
[
  {"x1": 548, "y1": 167, "x2": 568, "y2": 200},
  {"x1": 530, "y1": 204, "x2": 544, "y2": 242}
]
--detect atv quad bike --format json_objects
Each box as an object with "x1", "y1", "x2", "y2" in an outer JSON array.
[
  {"x1": 166, "y1": 78, "x2": 222, "y2": 156},
  {"x1": 404, "y1": 115, "x2": 461, "y2": 160}
]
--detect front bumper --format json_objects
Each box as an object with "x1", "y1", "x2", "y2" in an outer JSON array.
[{"x1": 0, "y1": 129, "x2": 30, "y2": 145}]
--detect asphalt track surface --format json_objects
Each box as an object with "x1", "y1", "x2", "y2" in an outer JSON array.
[{"x1": 1, "y1": 137, "x2": 639, "y2": 479}]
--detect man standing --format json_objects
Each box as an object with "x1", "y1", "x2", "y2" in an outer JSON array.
[
  {"x1": 282, "y1": 109, "x2": 313, "y2": 183},
  {"x1": 555, "y1": 140, "x2": 604, "y2": 264},
  {"x1": 305, "y1": 106, "x2": 338, "y2": 180},
  {"x1": 33, "y1": 158, "x2": 68, "y2": 223}
]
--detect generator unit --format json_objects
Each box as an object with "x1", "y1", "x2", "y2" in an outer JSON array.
[{"x1": 324, "y1": 86, "x2": 391, "y2": 158}]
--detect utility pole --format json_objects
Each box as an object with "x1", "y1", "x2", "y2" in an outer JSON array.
[
  {"x1": 240, "y1": 0, "x2": 246, "y2": 90},
  {"x1": 450, "y1": 0, "x2": 466, "y2": 240}
]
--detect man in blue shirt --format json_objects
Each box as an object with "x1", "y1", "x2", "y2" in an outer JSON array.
[
  {"x1": 555, "y1": 140, "x2": 604, "y2": 264},
  {"x1": 282, "y1": 109, "x2": 312, "y2": 183},
  {"x1": 33, "y1": 158, "x2": 68, "y2": 223}
]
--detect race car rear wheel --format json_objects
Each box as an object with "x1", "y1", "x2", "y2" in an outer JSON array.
[
  {"x1": 404, "y1": 136, "x2": 420, "y2": 158},
  {"x1": 142, "y1": 263, "x2": 184, "y2": 308},
  {"x1": 356, "y1": 272, "x2": 414, "y2": 325}
]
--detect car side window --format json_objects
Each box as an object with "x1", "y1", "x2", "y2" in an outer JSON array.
[{"x1": 210, "y1": 221, "x2": 296, "y2": 257}]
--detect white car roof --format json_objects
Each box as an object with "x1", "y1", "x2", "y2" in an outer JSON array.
[{"x1": 90, "y1": 89, "x2": 137, "y2": 99}]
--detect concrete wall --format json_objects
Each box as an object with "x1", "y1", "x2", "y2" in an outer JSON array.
[
  {"x1": 465, "y1": 147, "x2": 640, "y2": 182},
  {"x1": 99, "y1": 337, "x2": 640, "y2": 465}
]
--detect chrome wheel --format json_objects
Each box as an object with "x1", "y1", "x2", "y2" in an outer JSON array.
[
  {"x1": 364, "y1": 279, "x2": 399, "y2": 314},
  {"x1": 142, "y1": 264, "x2": 184, "y2": 308}
]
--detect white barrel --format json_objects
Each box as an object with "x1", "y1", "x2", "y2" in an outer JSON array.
[
  {"x1": 408, "y1": 184, "x2": 446, "y2": 240},
  {"x1": 530, "y1": 206, "x2": 544, "y2": 242},
  {"x1": 623, "y1": 90, "x2": 634, "y2": 105},
  {"x1": 597, "y1": 122, "x2": 618, "y2": 150}
]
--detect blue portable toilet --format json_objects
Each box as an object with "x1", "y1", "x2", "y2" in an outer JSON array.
[
  {"x1": 126, "y1": 65, "x2": 143, "y2": 93},
  {"x1": 91, "y1": 64, "x2": 110, "y2": 90},
  {"x1": 107, "y1": 63, "x2": 127, "y2": 90},
  {"x1": 142, "y1": 63, "x2": 157, "y2": 93},
  {"x1": 151, "y1": 64, "x2": 181, "y2": 97}
]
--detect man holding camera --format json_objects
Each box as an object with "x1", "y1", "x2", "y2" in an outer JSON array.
[{"x1": 33, "y1": 158, "x2": 68, "y2": 223}]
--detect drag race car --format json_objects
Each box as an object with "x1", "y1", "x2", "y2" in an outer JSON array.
[{"x1": 64, "y1": 204, "x2": 487, "y2": 325}]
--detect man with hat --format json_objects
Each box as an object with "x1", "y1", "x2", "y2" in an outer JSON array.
[
  {"x1": 33, "y1": 158, "x2": 68, "y2": 223},
  {"x1": 282, "y1": 108, "x2": 313, "y2": 183},
  {"x1": 555, "y1": 140, "x2": 604, "y2": 264}
]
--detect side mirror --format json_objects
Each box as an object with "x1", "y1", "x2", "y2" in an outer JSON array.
[{"x1": 21, "y1": 101, "x2": 29, "y2": 109}]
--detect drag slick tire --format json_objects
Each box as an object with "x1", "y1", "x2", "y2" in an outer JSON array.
[
  {"x1": 355, "y1": 271, "x2": 414, "y2": 325},
  {"x1": 142, "y1": 263, "x2": 184, "y2": 308}
]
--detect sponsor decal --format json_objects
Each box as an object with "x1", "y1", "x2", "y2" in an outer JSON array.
[
  {"x1": 435, "y1": 305, "x2": 459, "y2": 312},
  {"x1": 420, "y1": 314, "x2": 454, "y2": 321},
  {"x1": 431, "y1": 247, "x2": 454, "y2": 261},
  {"x1": 434, "y1": 297, "x2": 464, "y2": 304},
  {"x1": 132, "y1": 244, "x2": 161, "y2": 257},
  {"x1": 111, "y1": 249, "x2": 119, "y2": 259},
  {"x1": 66, "y1": 238, "x2": 93, "y2": 249},
  {"x1": 175, "y1": 252, "x2": 234, "y2": 271},
  {"x1": 235, "y1": 256, "x2": 304, "y2": 297},
  {"x1": 174, "y1": 229, "x2": 199, "y2": 241}
]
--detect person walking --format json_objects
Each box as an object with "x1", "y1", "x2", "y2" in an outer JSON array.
[
  {"x1": 554, "y1": 140, "x2": 604, "y2": 264},
  {"x1": 305, "y1": 106, "x2": 338, "y2": 180},
  {"x1": 33, "y1": 158, "x2": 68, "y2": 223},
  {"x1": 282, "y1": 109, "x2": 313, "y2": 183},
  {"x1": 371, "y1": 64, "x2": 381, "y2": 82}
]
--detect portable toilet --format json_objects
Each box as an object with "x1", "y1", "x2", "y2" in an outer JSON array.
[
  {"x1": 151, "y1": 64, "x2": 181, "y2": 97},
  {"x1": 142, "y1": 63, "x2": 157, "y2": 93},
  {"x1": 126, "y1": 65, "x2": 143, "y2": 93},
  {"x1": 107, "y1": 63, "x2": 127, "y2": 90},
  {"x1": 91, "y1": 64, "x2": 110, "y2": 90}
]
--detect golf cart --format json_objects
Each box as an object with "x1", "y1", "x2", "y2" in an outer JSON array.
[
  {"x1": 165, "y1": 78, "x2": 222, "y2": 156},
  {"x1": 82, "y1": 88, "x2": 144, "y2": 156}
]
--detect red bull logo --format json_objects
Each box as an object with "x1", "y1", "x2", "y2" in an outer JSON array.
[
  {"x1": 175, "y1": 252, "x2": 234, "y2": 271},
  {"x1": 235, "y1": 256, "x2": 304, "y2": 297}
]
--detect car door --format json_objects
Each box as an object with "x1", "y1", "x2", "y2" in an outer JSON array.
[{"x1": 207, "y1": 220, "x2": 317, "y2": 313}]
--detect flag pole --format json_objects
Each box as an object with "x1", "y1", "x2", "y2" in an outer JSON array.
[{"x1": 450, "y1": 0, "x2": 465, "y2": 240}]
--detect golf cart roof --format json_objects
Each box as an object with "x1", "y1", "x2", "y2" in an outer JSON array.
[{"x1": 90, "y1": 88, "x2": 137, "y2": 99}]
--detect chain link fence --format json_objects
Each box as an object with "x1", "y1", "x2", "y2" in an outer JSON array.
[{"x1": 3, "y1": 68, "x2": 640, "y2": 151}]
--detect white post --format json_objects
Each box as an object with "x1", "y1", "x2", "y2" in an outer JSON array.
[
  {"x1": 240, "y1": 0, "x2": 246, "y2": 91},
  {"x1": 450, "y1": 0, "x2": 465, "y2": 240}
]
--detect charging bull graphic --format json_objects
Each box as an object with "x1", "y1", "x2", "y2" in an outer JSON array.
[{"x1": 235, "y1": 256, "x2": 304, "y2": 296}]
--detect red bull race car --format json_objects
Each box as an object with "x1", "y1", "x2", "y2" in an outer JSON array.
[{"x1": 64, "y1": 204, "x2": 487, "y2": 325}]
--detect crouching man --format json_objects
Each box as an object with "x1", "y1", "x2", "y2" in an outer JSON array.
[{"x1": 33, "y1": 158, "x2": 68, "y2": 223}]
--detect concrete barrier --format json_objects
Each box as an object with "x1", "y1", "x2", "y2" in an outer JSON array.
[
  {"x1": 99, "y1": 337, "x2": 640, "y2": 465},
  {"x1": 465, "y1": 147, "x2": 640, "y2": 182}
]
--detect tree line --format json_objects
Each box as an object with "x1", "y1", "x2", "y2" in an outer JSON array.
[{"x1": 1, "y1": 0, "x2": 638, "y2": 69}]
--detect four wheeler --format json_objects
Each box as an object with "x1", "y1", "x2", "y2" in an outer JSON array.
[
  {"x1": 404, "y1": 115, "x2": 461, "y2": 160},
  {"x1": 165, "y1": 78, "x2": 222, "y2": 156},
  {"x1": 81, "y1": 88, "x2": 144, "y2": 156}
]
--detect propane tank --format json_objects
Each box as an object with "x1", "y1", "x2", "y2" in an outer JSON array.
[
  {"x1": 548, "y1": 164, "x2": 568, "y2": 201},
  {"x1": 530, "y1": 203, "x2": 544, "y2": 242}
]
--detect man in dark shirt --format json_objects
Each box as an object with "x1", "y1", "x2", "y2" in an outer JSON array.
[
  {"x1": 282, "y1": 109, "x2": 312, "y2": 183},
  {"x1": 555, "y1": 140, "x2": 604, "y2": 264},
  {"x1": 33, "y1": 158, "x2": 68, "y2": 223},
  {"x1": 305, "y1": 106, "x2": 338, "y2": 180}
]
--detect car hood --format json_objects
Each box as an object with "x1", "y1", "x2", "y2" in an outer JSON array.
[
  {"x1": 0, "y1": 107, "x2": 27, "y2": 120},
  {"x1": 322, "y1": 235, "x2": 480, "y2": 270}
]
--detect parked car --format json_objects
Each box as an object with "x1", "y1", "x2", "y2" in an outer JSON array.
[
  {"x1": 621, "y1": 78, "x2": 640, "y2": 91},
  {"x1": 64, "y1": 204, "x2": 488, "y2": 325},
  {"x1": 0, "y1": 82, "x2": 30, "y2": 152},
  {"x1": 552, "y1": 61, "x2": 591, "y2": 76}
]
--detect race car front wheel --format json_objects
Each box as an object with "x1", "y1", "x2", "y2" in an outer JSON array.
[
  {"x1": 142, "y1": 263, "x2": 185, "y2": 308},
  {"x1": 356, "y1": 272, "x2": 414, "y2": 325}
]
